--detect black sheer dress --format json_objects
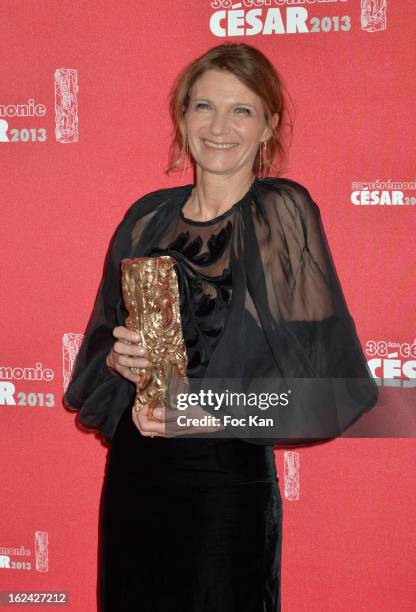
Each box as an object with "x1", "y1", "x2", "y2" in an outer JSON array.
[
  {"x1": 64, "y1": 176, "x2": 378, "y2": 611},
  {"x1": 100, "y1": 185, "x2": 282, "y2": 611}
]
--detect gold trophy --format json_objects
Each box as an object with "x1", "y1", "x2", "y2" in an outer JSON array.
[{"x1": 120, "y1": 255, "x2": 189, "y2": 419}]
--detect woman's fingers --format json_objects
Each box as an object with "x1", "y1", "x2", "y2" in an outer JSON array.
[
  {"x1": 150, "y1": 404, "x2": 225, "y2": 435},
  {"x1": 130, "y1": 402, "x2": 226, "y2": 438},
  {"x1": 113, "y1": 327, "x2": 149, "y2": 360},
  {"x1": 115, "y1": 352, "x2": 152, "y2": 369},
  {"x1": 108, "y1": 348, "x2": 152, "y2": 382},
  {"x1": 131, "y1": 405, "x2": 167, "y2": 437},
  {"x1": 107, "y1": 326, "x2": 153, "y2": 381},
  {"x1": 130, "y1": 404, "x2": 184, "y2": 438},
  {"x1": 113, "y1": 325, "x2": 141, "y2": 344},
  {"x1": 151, "y1": 406, "x2": 178, "y2": 422},
  {"x1": 113, "y1": 332, "x2": 149, "y2": 359}
]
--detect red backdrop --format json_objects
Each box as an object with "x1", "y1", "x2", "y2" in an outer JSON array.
[{"x1": 1, "y1": 1, "x2": 415, "y2": 610}]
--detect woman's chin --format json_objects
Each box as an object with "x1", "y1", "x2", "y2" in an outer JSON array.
[{"x1": 195, "y1": 158, "x2": 243, "y2": 175}]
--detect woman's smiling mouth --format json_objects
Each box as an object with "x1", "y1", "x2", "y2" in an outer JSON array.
[{"x1": 202, "y1": 139, "x2": 239, "y2": 150}]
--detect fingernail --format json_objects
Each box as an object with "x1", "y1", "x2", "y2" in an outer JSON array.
[
  {"x1": 132, "y1": 333, "x2": 140, "y2": 341},
  {"x1": 153, "y1": 409, "x2": 161, "y2": 418}
]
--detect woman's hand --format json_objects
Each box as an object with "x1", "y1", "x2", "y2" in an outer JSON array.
[
  {"x1": 131, "y1": 402, "x2": 226, "y2": 438},
  {"x1": 106, "y1": 326, "x2": 152, "y2": 384},
  {"x1": 106, "y1": 326, "x2": 225, "y2": 439}
]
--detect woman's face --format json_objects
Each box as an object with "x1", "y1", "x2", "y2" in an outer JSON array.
[{"x1": 183, "y1": 68, "x2": 278, "y2": 178}]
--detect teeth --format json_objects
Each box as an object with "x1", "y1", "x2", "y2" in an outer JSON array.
[{"x1": 203, "y1": 140, "x2": 237, "y2": 150}]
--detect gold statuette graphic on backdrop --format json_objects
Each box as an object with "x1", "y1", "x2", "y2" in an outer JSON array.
[{"x1": 120, "y1": 256, "x2": 189, "y2": 418}]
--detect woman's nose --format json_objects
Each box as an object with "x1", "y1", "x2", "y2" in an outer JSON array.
[{"x1": 209, "y1": 112, "x2": 231, "y2": 136}]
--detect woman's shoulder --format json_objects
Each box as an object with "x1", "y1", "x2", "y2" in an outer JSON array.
[
  {"x1": 255, "y1": 176, "x2": 320, "y2": 217},
  {"x1": 122, "y1": 184, "x2": 188, "y2": 222}
]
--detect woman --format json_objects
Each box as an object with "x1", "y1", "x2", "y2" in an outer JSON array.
[{"x1": 64, "y1": 43, "x2": 378, "y2": 611}]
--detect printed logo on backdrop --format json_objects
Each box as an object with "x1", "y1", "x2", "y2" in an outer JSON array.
[
  {"x1": 351, "y1": 179, "x2": 416, "y2": 206},
  {"x1": 0, "y1": 332, "x2": 87, "y2": 413},
  {"x1": 284, "y1": 450, "x2": 299, "y2": 501},
  {"x1": 54, "y1": 68, "x2": 79, "y2": 143},
  {"x1": 63, "y1": 333, "x2": 83, "y2": 392},
  {"x1": 209, "y1": 0, "x2": 387, "y2": 38},
  {"x1": 0, "y1": 531, "x2": 48, "y2": 572},
  {"x1": 0, "y1": 362, "x2": 55, "y2": 409},
  {"x1": 0, "y1": 68, "x2": 78, "y2": 144},
  {"x1": 366, "y1": 338, "x2": 416, "y2": 388},
  {"x1": 361, "y1": 0, "x2": 387, "y2": 32}
]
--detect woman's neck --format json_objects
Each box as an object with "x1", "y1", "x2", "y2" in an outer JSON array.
[{"x1": 185, "y1": 170, "x2": 256, "y2": 221}]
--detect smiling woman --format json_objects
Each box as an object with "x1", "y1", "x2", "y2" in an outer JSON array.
[
  {"x1": 64, "y1": 42, "x2": 377, "y2": 612},
  {"x1": 167, "y1": 42, "x2": 291, "y2": 181},
  {"x1": 184, "y1": 69, "x2": 276, "y2": 187}
]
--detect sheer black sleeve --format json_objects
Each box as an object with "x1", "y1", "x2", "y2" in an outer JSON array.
[
  {"x1": 234, "y1": 178, "x2": 379, "y2": 446},
  {"x1": 260, "y1": 180, "x2": 372, "y2": 367},
  {"x1": 62, "y1": 207, "x2": 138, "y2": 442},
  {"x1": 62, "y1": 183, "x2": 176, "y2": 440}
]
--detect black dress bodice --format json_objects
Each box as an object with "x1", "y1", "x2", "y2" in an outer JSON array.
[{"x1": 147, "y1": 199, "x2": 237, "y2": 380}]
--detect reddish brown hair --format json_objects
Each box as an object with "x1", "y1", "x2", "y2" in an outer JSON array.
[{"x1": 165, "y1": 43, "x2": 294, "y2": 177}]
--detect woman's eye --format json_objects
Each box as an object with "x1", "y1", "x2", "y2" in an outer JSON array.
[
  {"x1": 194, "y1": 103, "x2": 250, "y2": 115},
  {"x1": 195, "y1": 102, "x2": 210, "y2": 110},
  {"x1": 235, "y1": 107, "x2": 251, "y2": 115}
]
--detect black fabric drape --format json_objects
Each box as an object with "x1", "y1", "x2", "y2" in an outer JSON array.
[{"x1": 63, "y1": 177, "x2": 378, "y2": 445}]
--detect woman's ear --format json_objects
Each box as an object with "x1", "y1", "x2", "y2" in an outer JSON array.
[
  {"x1": 262, "y1": 112, "x2": 280, "y2": 142},
  {"x1": 271, "y1": 112, "x2": 280, "y2": 130}
]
